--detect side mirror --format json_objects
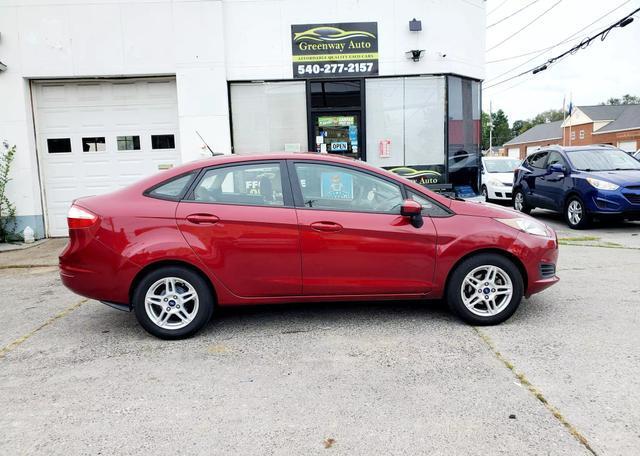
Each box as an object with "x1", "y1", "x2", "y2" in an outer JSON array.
[
  {"x1": 400, "y1": 199, "x2": 424, "y2": 228},
  {"x1": 548, "y1": 163, "x2": 566, "y2": 174}
]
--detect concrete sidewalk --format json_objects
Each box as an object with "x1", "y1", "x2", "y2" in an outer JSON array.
[{"x1": 0, "y1": 238, "x2": 66, "y2": 268}]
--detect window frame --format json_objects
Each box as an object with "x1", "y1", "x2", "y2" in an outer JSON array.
[
  {"x1": 545, "y1": 151, "x2": 567, "y2": 169},
  {"x1": 527, "y1": 151, "x2": 550, "y2": 169},
  {"x1": 182, "y1": 160, "x2": 294, "y2": 208},
  {"x1": 405, "y1": 187, "x2": 453, "y2": 218},
  {"x1": 287, "y1": 160, "x2": 407, "y2": 215},
  {"x1": 143, "y1": 171, "x2": 198, "y2": 202}
]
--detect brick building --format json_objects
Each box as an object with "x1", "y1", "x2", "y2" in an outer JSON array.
[{"x1": 503, "y1": 104, "x2": 640, "y2": 160}]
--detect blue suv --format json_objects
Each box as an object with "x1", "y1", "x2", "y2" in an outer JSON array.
[{"x1": 512, "y1": 145, "x2": 640, "y2": 229}]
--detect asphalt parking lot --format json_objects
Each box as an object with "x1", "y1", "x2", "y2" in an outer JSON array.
[{"x1": 1, "y1": 216, "x2": 639, "y2": 455}]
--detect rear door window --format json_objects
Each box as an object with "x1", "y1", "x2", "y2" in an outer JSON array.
[
  {"x1": 146, "y1": 172, "x2": 196, "y2": 201},
  {"x1": 191, "y1": 163, "x2": 285, "y2": 207}
]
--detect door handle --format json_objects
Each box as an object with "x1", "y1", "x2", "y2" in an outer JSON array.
[
  {"x1": 186, "y1": 213, "x2": 220, "y2": 225},
  {"x1": 310, "y1": 221, "x2": 343, "y2": 232}
]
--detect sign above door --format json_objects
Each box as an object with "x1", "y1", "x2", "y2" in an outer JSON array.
[{"x1": 291, "y1": 22, "x2": 378, "y2": 79}]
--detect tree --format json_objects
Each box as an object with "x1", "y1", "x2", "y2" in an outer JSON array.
[
  {"x1": 511, "y1": 109, "x2": 565, "y2": 138},
  {"x1": 491, "y1": 109, "x2": 513, "y2": 147},
  {"x1": 604, "y1": 94, "x2": 640, "y2": 105}
]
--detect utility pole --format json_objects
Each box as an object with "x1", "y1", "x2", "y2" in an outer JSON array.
[{"x1": 489, "y1": 101, "x2": 493, "y2": 155}]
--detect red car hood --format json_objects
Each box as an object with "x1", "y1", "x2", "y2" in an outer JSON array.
[{"x1": 449, "y1": 199, "x2": 521, "y2": 219}]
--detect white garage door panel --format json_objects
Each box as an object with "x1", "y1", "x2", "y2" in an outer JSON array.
[
  {"x1": 507, "y1": 147, "x2": 520, "y2": 159},
  {"x1": 618, "y1": 140, "x2": 636, "y2": 152},
  {"x1": 34, "y1": 78, "x2": 180, "y2": 237}
]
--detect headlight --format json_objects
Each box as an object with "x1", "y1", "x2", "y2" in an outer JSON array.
[
  {"x1": 488, "y1": 178, "x2": 502, "y2": 186},
  {"x1": 495, "y1": 217, "x2": 550, "y2": 237},
  {"x1": 586, "y1": 177, "x2": 619, "y2": 191}
]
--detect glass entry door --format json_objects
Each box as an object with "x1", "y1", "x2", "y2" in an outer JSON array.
[{"x1": 312, "y1": 112, "x2": 361, "y2": 159}]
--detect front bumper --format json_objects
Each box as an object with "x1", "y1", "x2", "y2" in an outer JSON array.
[
  {"x1": 509, "y1": 231, "x2": 559, "y2": 298},
  {"x1": 585, "y1": 187, "x2": 640, "y2": 218},
  {"x1": 487, "y1": 184, "x2": 513, "y2": 200}
]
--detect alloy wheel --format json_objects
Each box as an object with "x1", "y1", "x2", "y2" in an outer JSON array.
[
  {"x1": 567, "y1": 200, "x2": 583, "y2": 226},
  {"x1": 460, "y1": 265, "x2": 513, "y2": 316},
  {"x1": 144, "y1": 277, "x2": 199, "y2": 330},
  {"x1": 514, "y1": 192, "x2": 524, "y2": 212}
]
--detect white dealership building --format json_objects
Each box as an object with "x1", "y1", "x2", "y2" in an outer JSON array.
[{"x1": 0, "y1": 0, "x2": 485, "y2": 237}]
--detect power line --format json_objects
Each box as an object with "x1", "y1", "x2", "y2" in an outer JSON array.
[
  {"x1": 484, "y1": 7, "x2": 640, "y2": 90},
  {"x1": 486, "y1": 0, "x2": 632, "y2": 65},
  {"x1": 486, "y1": 0, "x2": 564, "y2": 52},
  {"x1": 487, "y1": 0, "x2": 542, "y2": 29},
  {"x1": 488, "y1": 0, "x2": 510, "y2": 16}
]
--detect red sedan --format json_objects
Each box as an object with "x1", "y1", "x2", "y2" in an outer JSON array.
[{"x1": 60, "y1": 153, "x2": 559, "y2": 339}]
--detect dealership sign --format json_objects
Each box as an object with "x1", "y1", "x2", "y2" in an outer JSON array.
[{"x1": 291, "y1": 22, "x2": 378, "y2": 79}]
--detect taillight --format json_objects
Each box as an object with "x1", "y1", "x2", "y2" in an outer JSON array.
[{"x1": 67, "y1": 205, "x2": 98, "y2": 229}]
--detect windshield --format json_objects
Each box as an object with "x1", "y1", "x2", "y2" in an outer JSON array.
[
  {"x1": 567, "y1": 149, "x2": 640, "y2": 171},
  {"x1": 483, "y1": 159, "x2": 521, "y2": 173}
]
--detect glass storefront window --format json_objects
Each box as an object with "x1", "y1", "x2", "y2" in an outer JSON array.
[
  {"x1": 310, "y1": 80, "x2": 361, "y2": 108},
  {"x1": 447, "y1": 76, "x2": 481, "y2": 192},
  {"x1": 230, "y1": 81, "x2": 307, "y2": 154},
  {"x1": 365, "y1": 76, "x2": 446, "y2": 184}
]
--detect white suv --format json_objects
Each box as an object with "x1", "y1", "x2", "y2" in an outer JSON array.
[{"x1": 481, "y1": 157, "x2": 521, "y2": 202}]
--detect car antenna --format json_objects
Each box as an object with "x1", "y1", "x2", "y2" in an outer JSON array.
[{"x1": 196, "y1": 130, "x2": 224, "y2": 156}]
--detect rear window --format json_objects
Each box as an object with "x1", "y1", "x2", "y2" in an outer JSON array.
[{"x1": 146, "y1": 172, "x2": 195, "y2": 200}]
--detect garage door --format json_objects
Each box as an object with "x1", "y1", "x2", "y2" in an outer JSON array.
[
  {"x1": 33, "y1": 78, "x2": 180, "y2": 236},
  {"x1": 617, "y1": 140, "x2": 637, "y2": 152},
  {"x1": 507, "y1": 147, "x2": 520, "y2": 159},
  {"x1": 526, "y1": 146, "x2": 540, "y2": 156}
]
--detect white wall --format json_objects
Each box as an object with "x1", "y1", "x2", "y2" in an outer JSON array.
[
  {"x1": 0, "y1": 0, "x2": 484, "y2": 236},
  {"x1": 223, "y1": 0, "x2": 485, "y2": 81}
]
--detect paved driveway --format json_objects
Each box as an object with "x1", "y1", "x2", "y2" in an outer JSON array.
[{"x1": 1, "y1": 230, "x2": 639, "y2": 455}]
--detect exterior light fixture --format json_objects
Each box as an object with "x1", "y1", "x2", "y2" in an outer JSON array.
[
  {"x1": 409, "y1": 18, "x2": 422, "y2": 32},
  {"x1": 406, "y1": 50, "x2": 425, "y2": 62}
]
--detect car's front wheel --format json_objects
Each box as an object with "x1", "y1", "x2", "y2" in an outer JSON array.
[
  {"x1": 481, "y1": 185, "x2": 489, "y2": 202},
  {"x1": 513, "y1": 190, "x2": 532, "y2": 214},
  {"x1": 565, "y1": 195, "x2": 589, "y2": 229},
  {"x1": 133, "y1": 266, "x2": 214, "y2": 339},
  {"x1": 447, "y1": 253, "x2": 524, "y2": 325}
]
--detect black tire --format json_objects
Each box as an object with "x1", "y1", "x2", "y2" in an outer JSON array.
[
  {"x1": 481, "y1": 185, "x2": 490, "y2": 202},
  {"x1": 564, "y1": 195, "x2": 589, "y2": 230},
  {"x1": 447, "y1": 253, "x2": 524, "y2": 326},
  {"x1": 513, "y1": 189, "x2": 532, "y2": 214},
  {"x1": 133, "y1": 266, "x2": 214, "y2": 339}
]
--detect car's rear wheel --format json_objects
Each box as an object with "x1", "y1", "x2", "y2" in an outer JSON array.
[
  {"x1": 565, "y1": 195, "x2": 589, "y2": 229},
  {"x1": 513, "y1": 190, "x2": 531, "y2": 214},
  {"x1": 447, "y1": 253, "x2": 524, "y2": 325},
  {"x1": 133, "y1": 266, "x2": 214, "y2": 339}
]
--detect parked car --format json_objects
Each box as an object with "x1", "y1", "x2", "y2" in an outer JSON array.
[
  {"x1": 480, "y1": 156, "x2": 521, "y2": 202},
  {"x1": 512, "y1": 145, "x2": 640, "y2": 229},
  {"x1": 60, "y1": 153, "x2": 559, "y2": 339}
]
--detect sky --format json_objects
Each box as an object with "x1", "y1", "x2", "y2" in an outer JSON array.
[{"x1": 483, "y1": 0, "x2": 640, "y2": 123}]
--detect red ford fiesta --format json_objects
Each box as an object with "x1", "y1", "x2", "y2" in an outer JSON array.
[{"x1": 60, "y1": 153, "x2": 559, "y2": 339}]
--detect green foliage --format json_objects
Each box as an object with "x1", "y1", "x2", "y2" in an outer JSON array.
[
  {"x1": 512, "y1": 109, "x2": 565, "y2": 138},
  {"x1": 603, "y1": 94, "x2": 640, "y2": 105},
  {"x1": 0, "y1": 142, "x2": 17, "y2": 243},
  {"x1": 482, "y1": 109, "x2": 514, "y2": 149}
]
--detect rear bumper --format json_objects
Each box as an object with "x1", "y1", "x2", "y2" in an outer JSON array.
[{"x1": 59, "y1": 235, "x2": 140, "y2": 304}]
